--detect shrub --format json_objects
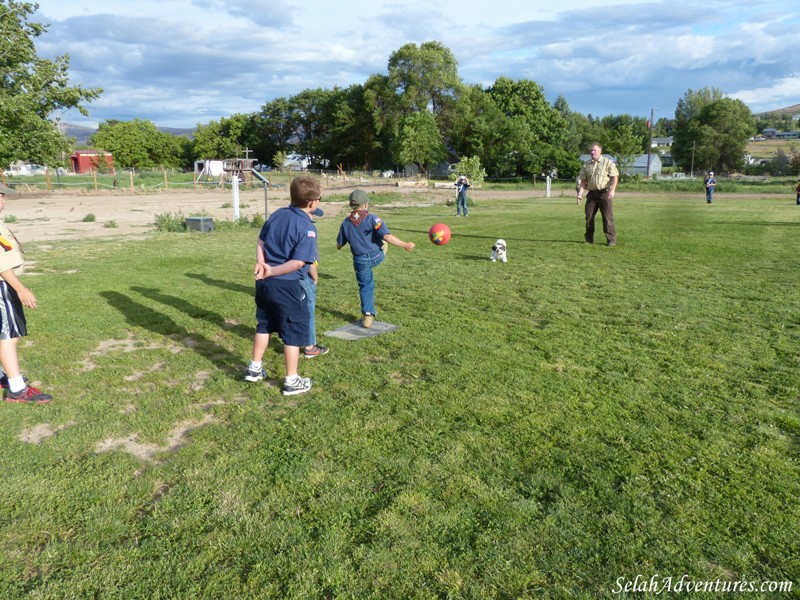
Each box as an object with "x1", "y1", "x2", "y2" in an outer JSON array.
[
  {"x1": 213, "y1": 214, "x2": 265, "y2": 231},
  {"x1": 82, "y1": 214, "x2": 96, "y2": 222},
  {"x1": 103, "y1": 220, "x2": 118, "y2": 228},
  {"x1": 4, "y1": 215, "x2": 17, "y2": 224},
  {"x1": 153, "y1": 212, "x2": 186, "y2": 232}
]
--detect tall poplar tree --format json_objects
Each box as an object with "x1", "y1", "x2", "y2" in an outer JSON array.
[{"x1": 0, "y1": 1, "x2": 102, "y2": 167}]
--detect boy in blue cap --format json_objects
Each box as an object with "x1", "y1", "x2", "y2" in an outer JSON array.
[
  {"x1": 245, "y1": 175, "x2": 321, "y2": 395},
  {"x1": 336, "y1": 189, "x2": 415, "y2": 328}
]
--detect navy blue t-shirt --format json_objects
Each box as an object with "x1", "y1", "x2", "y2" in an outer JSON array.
[
  {"x1": 258, "y1": 205, "x2": 318, "y2": 280},
  {"x1": 336, "y1": 210, "x2": 390, "y2": 256}
]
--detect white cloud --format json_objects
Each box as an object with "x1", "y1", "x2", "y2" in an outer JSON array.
[
  {"x1": 731, "y1": 75, "x2": 800, "y2": 113},
  {"x1": 31, "y1": 0, "x2": 800, "y2": 127}
]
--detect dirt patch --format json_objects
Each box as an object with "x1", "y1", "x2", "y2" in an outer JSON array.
[
  {"x1": 95, "y1": 414, "x2": 216, "y2": 462},
  {"x1": 81, "y1": 335, "x2": 184, "y2": 371},
  {"x1": 19, "y1": 421, "x2": 76, "y2": 445},
  {"x1": 3, "y1": 183, "x2": 550, "y2": 244}
]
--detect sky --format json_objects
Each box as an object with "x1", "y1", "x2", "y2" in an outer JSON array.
[{"x1": 31, "y1": 0, "x2": 800, "y2": 130}]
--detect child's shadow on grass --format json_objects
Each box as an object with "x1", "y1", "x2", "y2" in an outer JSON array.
[
  {"x1": 131, "y1": 286, "x2": 252, "y2": 340},
  {"x1": 185, "y1": 273, "x2": 252, "y2": 295},
  {"x1": 100, "y1": 291, "x2": 242, "y2": 376}
]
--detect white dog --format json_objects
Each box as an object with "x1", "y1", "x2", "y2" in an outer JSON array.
[{"x1": 491, "y1": 239, "x2": 507, "y2": 263}]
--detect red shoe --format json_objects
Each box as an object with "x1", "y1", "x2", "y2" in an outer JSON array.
[
  {"x1": 5, "y1": 386, "x2": 52, "y2": 404},
  {"x1": 304, "y1": 345, "x2": 329, "y2": 359}
]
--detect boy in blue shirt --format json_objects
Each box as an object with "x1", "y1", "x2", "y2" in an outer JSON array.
[
  {"x1": 245, "y1": 175, "x2": 321, "y2": 395},
  {"x1": 704, "y1": 171, "x2": 716, "y2": 203},
  {"x1": 455, "y1": 175, "x2": 470, "y2": 216},
  {"x1": 336, "y1": 189, "x2": 415, "y2": 328}
]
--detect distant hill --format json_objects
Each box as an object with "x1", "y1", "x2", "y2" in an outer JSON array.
[
  {"x1": 62, "y1": 123, "x2": 196, "y2": 146},
  {"x1": 753, "y1": 104, "x2": 800, "y2": 117}
]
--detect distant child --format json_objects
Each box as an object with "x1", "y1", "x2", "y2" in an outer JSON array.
[
  {"x1": 795, "y1": 177, "x2": 800, "y2": 205},
  {"x1": 336, "y1": 189, "x2": 415, "y2": 328},
  {"x1": 0, "y1": 187, "x2": 51, "y2": 404},
  {"x1": 704, "y1": 171, "x2": 716, "y2": 203},
  {"x1": 455, "y1": 175, "x2": 470, "y2": 216},
  {"x1": 245, "y1": 175, "x2": 322, "y2": 396}
]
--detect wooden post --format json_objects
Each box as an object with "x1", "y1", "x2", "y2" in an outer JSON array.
[
  {"x1": 163, "y1": 168, "x2": 168, "y2": 190},
  {"x1": 129, "y1": 169, "x2": 134, "y2": 191},
  {"x1": 93, "y1": 169, "x2": 98, "y2": 191},
  {"x1": 46, "y1": 169, "x2": 51, "y2": 191}
]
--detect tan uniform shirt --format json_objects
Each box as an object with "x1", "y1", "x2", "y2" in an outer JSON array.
[
  {"x1": 0, "y1": 222, "x2": 24, "y2": 279},
  {"x1": 579, "y1": 157, "x2": 619, "y2": 191}
]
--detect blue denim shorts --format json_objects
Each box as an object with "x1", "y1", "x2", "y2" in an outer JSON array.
[{"x1": 254, "y1": 278, "x2": 309, "y2": 347}]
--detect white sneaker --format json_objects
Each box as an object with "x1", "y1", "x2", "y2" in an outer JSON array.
[
  {"x1": 282, "y1": 376, "x2": 312, "y2": 396},
  {"x1": 244, "y1": 366, "x2": 265, "y2": 382}
]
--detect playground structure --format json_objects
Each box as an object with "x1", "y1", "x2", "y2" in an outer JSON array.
[{"x1": 223, "y1": 153, "x2": 269, "y2": 220}]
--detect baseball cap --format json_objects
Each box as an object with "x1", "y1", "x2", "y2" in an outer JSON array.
[
  {"x1": 311, "y1": 207, "x2": 324, "y2": 217},
  {"x1": 349, "y1": 189, "x2": 369, "y2": 208}
]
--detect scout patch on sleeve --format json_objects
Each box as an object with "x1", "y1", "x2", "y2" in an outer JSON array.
[
  {"x1": 0, "y1": 235, "x2": 14, "y2": 252},
  {"x1": 373, "y1": 217, "x2": 383, "y2": 230},
  {"x1": 307, "y1": 230, "x2": 316, "y2": 238}
]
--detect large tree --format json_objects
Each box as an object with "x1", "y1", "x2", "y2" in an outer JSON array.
[
  {"x1": 672, "y1": 87, "x2": 724, "y2": 170},
  {"x1": 90, "y1": 119, "x2": 188, "y2": 169},
  {"x1": 0, "y1": 1, "x2": 101, "y2": 167},
  {"x1": 387, "y1": 41, "x2": 461, "y2": 115},
  {"x1": 396, "y1": 110, "x2": 446, "y2": 174},
  {"x1": 192, "y1": 114, "x2": 254, "y2": 162},
  {"x1": 684, "y1": 98, "x2": 755, "y2": 173},
  {"x1": 250, "y1": 97, "x2": 296, "y2": 168}
]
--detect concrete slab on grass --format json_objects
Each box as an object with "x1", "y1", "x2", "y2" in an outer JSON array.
[{"x1": 323, "y1": 321, "x2": 399, "y2": 341}]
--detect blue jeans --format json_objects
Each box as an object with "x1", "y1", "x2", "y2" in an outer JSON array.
[
  {"x1": 299, "y1": 277, "x2": 316, "y2": 346},
  {"x1": 706, "y1": 188, "x2": 714, "y2": 203},
  {"x1": 353, "y1": 251, "x2": 385, "y2": 315},
  {"x1": 456, "y1": 192, "x2": 468, "y2": 216}
]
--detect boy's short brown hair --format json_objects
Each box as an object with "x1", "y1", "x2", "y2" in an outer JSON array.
[{"x1": 289, "y1": 175, "x2": 321, "y2": 208}]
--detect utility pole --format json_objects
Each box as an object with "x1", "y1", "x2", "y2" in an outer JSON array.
[
  {"x1": 646, "y1": 108, "x2": 654, "y2": 178},
  {"x1": 690, "y1": 141, "x2": 696, "y2": 178}
]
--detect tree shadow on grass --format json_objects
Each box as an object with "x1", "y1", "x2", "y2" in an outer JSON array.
[{"x1": 100, "y1": 290, "x2": 242, "y2": 376}]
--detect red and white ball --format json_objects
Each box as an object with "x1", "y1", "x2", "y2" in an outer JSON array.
[{"x1": 428, "y1": 223, "x2": 451, "y2": 245}]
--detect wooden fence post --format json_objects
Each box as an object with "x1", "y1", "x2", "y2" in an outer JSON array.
[{"x1": 129, "y1": 169, "x2": 134, "y2": 191}]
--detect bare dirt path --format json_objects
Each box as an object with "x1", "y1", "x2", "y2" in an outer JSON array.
[{"x1": 3, "y1": 183, "x2": 553, "y2": 244}]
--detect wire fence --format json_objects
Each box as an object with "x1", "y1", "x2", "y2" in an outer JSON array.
[{"x1": 3, "y1": 166, "x2": 795, "y2": 197}]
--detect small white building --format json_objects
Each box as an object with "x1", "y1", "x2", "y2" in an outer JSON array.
[{"x1": 194, "y1": 159, "x2": 225, "y2": 177}]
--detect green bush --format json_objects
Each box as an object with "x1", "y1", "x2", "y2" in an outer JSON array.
[
  {"x1": 213, "y1": 214, "x2": 265, "y2": 231},
  {"x1": 82, "y1": 214, "x2": 96, "y2": 222},
  {"x1": 103, "y1": 220, "x2": 118, "y2": 228},
  {"x1": 3, "y1": 215, "x2": 17, "y2": 223},
  {"x1": 153, "y1": 211, "x2": 186, "y2": 232}
]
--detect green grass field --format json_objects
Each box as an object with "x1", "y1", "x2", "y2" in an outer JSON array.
[{"x1": 1, "y1": 191, "x2": 798, "y2": 598}]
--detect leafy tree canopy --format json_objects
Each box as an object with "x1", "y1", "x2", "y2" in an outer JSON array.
[
  {"x1": 388, "y1": 41, "x2": 461, "y2": 114},
  {"x1": 0, "y1": 1, "x2": 102, "y2": 167},
  {"x1": 91, "y1": 119, "x2": 189, "y2": 169}
]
